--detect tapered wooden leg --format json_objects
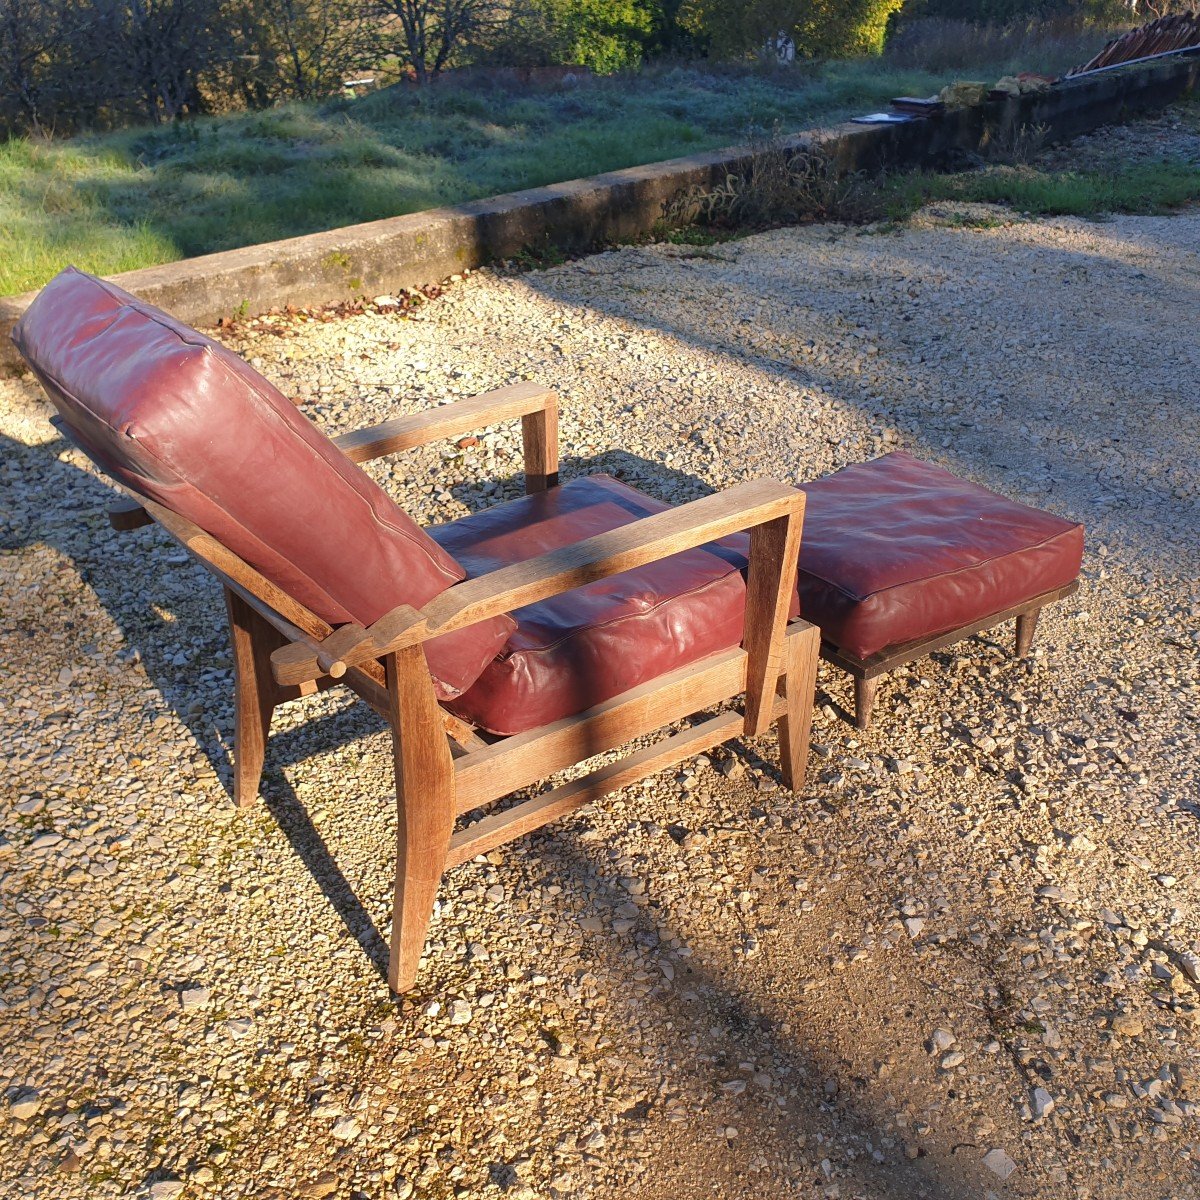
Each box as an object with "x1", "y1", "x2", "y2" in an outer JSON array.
[
  {"x1": 778, "y1": 622, "x2": 820, "y2": 792},
  {"x1": 384, "y1": 648, "x2": 456, "y2": 994},
  {"x1": 224, "y1": 588, "x2": 282, "y2": 808},
  {"x1": 854, "y1": 676, "x2": 877, "y2": 731},
  {"x1": 1015, "y1": 609, "x2": 1040, "y2": 658}
]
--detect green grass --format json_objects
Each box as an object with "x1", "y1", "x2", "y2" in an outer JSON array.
[
  {"x1": 0, "y1": 60, "x2": 995, "y2": 296},
  {"x1": 887, "y1": 160, "x2": 1200, "y2": 219}
]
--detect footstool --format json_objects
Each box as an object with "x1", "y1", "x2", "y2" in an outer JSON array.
[{"x1": 797, "y1": 452, "x2": 1084, "y2": 729}]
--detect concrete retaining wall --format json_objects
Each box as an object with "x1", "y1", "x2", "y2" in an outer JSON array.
[{"x1": 3, "y1": 51, "x2": 1197, "y2": 371}]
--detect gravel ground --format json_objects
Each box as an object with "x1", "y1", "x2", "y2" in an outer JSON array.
[
  {"x1": 1038, "y1": 99, "x2": 1200, "y2": 171},
  {"x1": 3, "y1": 136, "x2": 1200, "y2": 1200}
]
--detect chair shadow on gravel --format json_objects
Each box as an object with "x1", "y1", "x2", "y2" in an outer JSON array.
[{"x1": 513, "y1": 826, "x2": 991, "y2": 1200}]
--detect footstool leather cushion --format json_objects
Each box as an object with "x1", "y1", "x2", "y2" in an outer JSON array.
[{"x1": 797, "y1": 452, "x2": 1083, "y2": 660}]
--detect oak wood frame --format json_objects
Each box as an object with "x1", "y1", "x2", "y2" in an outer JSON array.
[
  {"x1": 821, "y1": 581, "x2": 1080, "y2": 729},
  {"x1": 100, "y1": 381, "x2": 818, "y2": 993}
]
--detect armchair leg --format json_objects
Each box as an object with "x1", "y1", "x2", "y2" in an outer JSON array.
[
  {"x1": 384, "y1": 648, "x2": 457, "y2": 993},
  {"x1": 224, "y1": 587, "x2": 283, "y2": 807},
  {"x1": 778, "y1": 622, "x2": 820, "y2": 793}
]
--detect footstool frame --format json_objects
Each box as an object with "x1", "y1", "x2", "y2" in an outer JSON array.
[{"x1": 821, "y1": 580, "x2": 1079, "y2": 729}]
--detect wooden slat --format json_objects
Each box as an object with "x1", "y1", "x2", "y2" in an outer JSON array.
[
  {"x1": 135, "y1": 493, "x2": 332, "y2": 641},
  {"x1": 219, "y1": 578, "x2": 327, "y2": 648},
  {"x1": 117, "y1": 487, "x2": 401, "y2": 701},
  {"x1": 444, "y1": 713, "x2": 489, "y2": 754},
  {"x1": 304, "y1": 621, "x2": 369, "y2": 679},
  {"x1": 335, "y1": 665, "x2": 388, "y2": 713},
  {"x1": 107, "y1": 499, "x2": 153, "y2": 531},
  {"x1": 272, "y1": 605, "x2": 418, "y2": 684},
  {"x1": 454, "y1": 646, "x2": 748, "y2": 813},
  {"x1": 445, "y1": 701, "x2": 785, "y2": 870},
  {"x1": 384, "y1": 649, "x2": 457, "y2": 993},
  {"x1": 334, "y1": 382, "x2": 557, "y2": 463},
  {"x1": 223, "y1": 587, "x2": 284, "y2": 806},
  {"x1": 778, "y1": 621, "x2": 821, "y2": 792},
  {"x1": 821, "y1": 581, "x2": 1080, "y2": 680},
  {"x1": 129, "y1": 490, "x2": 489, "y2": 755}
]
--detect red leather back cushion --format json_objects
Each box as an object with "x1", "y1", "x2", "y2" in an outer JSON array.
[{"x1": 12, "y1": 267, "x2": 512, "y2": 698}]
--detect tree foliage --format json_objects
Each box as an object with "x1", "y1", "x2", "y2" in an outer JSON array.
[
  {"x1": 489, "y1": 0, "x2": 653, "y2": 70},
  {"x1": 224, "y1": 0, "x2": 373, "y2": 105},
  {"x1": 680, "y1": 0, "x2": 905, "y2": 60},
  {"x1": 0, "y1": 0, "x2": 227, "y2": 130},
  {"x1": 3, "y1": 0, "x2": 986, "y2": 136}
]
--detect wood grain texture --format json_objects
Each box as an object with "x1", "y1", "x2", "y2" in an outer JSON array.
[
  {"x1": 385, "y1": 648, "x2": 456, "y2": 994},
  {"x1": 91, "y1": 431, "x2": 816, "y2": 996},
  {"x1": 854, "y1": 676, "x2": 878, "y2": 731},
  {"x1": 423, "y1": 480, "x2": 802, "y2": 638},
  {"x1": 778, "y1": 621, "x2": 821, "y2": 792},
  {"x1": 224, "y1": 587, "x2": 283, "y2": 807},
  {"x1": 135, "y1": 492, "x2": 332, "y2": 642},
  {"x1": 741, "y1": 499, "x2": 805, "y2": 735},
  {"x1": 819, "y1": 581, "x2": 1080, "y2": 728},
  {"x1": 1015, "y1": 610, "x2": 1040, "y2": 657},
  {"x1": 271, "y1": 479, "x2": 805, "y2": 684},
  {"x1": 333, "y1": 382, "x2": 558, "y2": 463},
  {"x1": 270, "y1": 606, "x2": 417, "y2": 686},
  {"x1": 521, "y1": 402, "x2": 559, "y2": 493},
  {"x1": 446, "y1": 702, "x2": 784, "y2": 870},
  {"x1": 821, "y1": 581, "x2": 1079, "y2": 681},
  {"x1": 454, "y1": 646, "x2": 749, "y2": 813}
]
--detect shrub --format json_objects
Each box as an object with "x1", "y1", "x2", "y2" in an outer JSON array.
[
  {"x1": 488, "y1": 0, "x2": 654, "y2": 72},
  {"x1": 680, "y1": 0, "x2": 906, "y2": 60}
]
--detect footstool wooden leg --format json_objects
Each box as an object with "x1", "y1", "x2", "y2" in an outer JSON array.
[
  {"x1": 1015, "y1": 609, "x2": 1041, "y2": 658},
  {"x1": 854, "y1": 676, "x2": 877, "y2": 731}
]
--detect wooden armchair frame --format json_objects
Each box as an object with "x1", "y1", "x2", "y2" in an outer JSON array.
[{"x1": 102, "y1": 382, "x2": 820, "y2": 992}]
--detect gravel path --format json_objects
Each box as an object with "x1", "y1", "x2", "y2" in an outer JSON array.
[{"x1": 3, "y1": 197, "x2": 1199, "y2": 1198}]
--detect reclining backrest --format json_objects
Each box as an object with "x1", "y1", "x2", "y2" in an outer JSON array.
[{"x1": 12, "y1": 267, "x2": 513, "y2": 698}]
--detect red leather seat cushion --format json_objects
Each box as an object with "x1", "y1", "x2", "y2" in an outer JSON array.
[
  {"x1": 430, "y1": 474, "x2": 782, "y2": 736},
  {"x1": 12, "y1": 267, "x2": 512, "y2": 698},
  {"x1": 797, "y1": 452, "x2": 1084, "y2": 660}
]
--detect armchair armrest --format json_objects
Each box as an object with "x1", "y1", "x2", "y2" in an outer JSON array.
[
  {"x1": 333, "y1": 380, "x2": 559, "y2": 492},
  {"x1": 272, "y1": 478, "x2": 807, "y2": 727}
]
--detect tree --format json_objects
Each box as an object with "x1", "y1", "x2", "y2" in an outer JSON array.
[
  {"x1": 374, "y1": 0, "x2": 498, "y2": 81},
  {"x1": 0, "y1": 0, "x2": 60, "y2": 133},
  {"x1": 226, "y1": 0, "x2": 373, "y2": 103},
  {"x1": 65, "y1": 0, "x2": 228, "y2": 123},
  {"x1": 644, "y1": 0, "x2": 700, "y2": 56},
  {"x1": 681, "y1": 0, "x2": 905, "y2": 60},
  {"x1": 489, "y1": 0, "x2": 653, "y2": 70}
]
